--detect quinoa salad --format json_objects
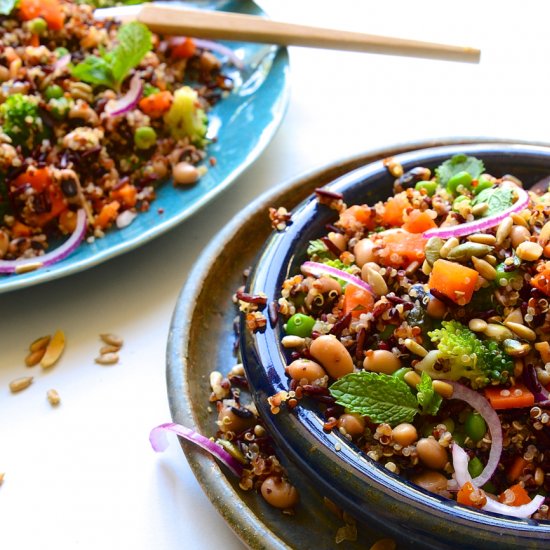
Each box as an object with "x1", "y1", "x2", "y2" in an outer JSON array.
[
  {"x1": 245, "y1": 153, "x2": 550, "y2": 521},
  {"x1": 0, "y1": 0, "x2": 234, "y2": 273}
]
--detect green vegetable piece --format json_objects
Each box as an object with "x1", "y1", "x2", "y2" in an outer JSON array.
[
  {"x1": 164, "y1": 86, "x2": 208, "y2": 146},
  {"x1": 28, "y1": 17, "x2": 47, "y2": 35},
  {"x1": 473, "y1": 174, "x2": 494, "y2": 195},
  {"x1": 0, "y1": 94, "x2": 46, "y2": 150},
  {"x1": 71, "y1": 21, "x2": 152, "y2": 90},
  {"x1": 134, "y1": 126, "x2": 157, "y2": 149},
  {"x1": 472, "y1": 187, "x2": 513, "y2": 218},
  {"x1": 435, "y1": 154, "x2": 485, "y2": 189},
  {"x1": 452, "y1": 431, "x2": 466, "y2": 446},
  {"x1": 307, "y1": 239, "x2": 331, "y2": 261},
  {"x1": 392, "y1": 367, "x2": 412, "y2": 381},
  {"x1": 415, "y1": 180, "x2": 437, "y2": 196},
  {"x1": 447, "y1": 170, "x2": 473, "y2": 195},
  {"x1": 143, "y1": 83, "x2": 160, "y2": 97},
  {"x1": 464, "y1": 411, "x2": 487, "y2": 442},
  {"x1": 495, "y1": 258, "x2": 521, "y2": 287},
  {"x1": 286, "y1": 313, "x2": 315, "y2": 338},
  {"x1": 452, "y1": 195, "x2": 471, "y2": 212},
  {"x1": 0, "y1": 0, "x2": 17, "y2": 16},
  {"x1": 467, "y1": 456, "x2": 484, "y2": 478},
  {"x1": 55, "y1": 47, "x2": 69, "y2": 58},
  {"x1": 48, "y1": 97, "x2": 72, "y2": 120},
  {"x1": 425, "y1": 320, "x2": 513, "y2": 389},
  {"x1": 416, "y1": 371, "x2": 443, "y2": 416},
  {"x1": 329, "y1": 371, "x2": 419, "y2": 426},
  {"x1": 45, "y1": 84, "x2": 64, "y2": 100}
]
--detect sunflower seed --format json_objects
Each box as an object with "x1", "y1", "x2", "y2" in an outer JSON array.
[
  {"x1": 47, "y1": 389, "x2": 61, "y2": 406},
  {"x1": 95, "y1": 352, "x2": 119, "y2": 365},
  {"x1": 100, "y1": 333, "x2": 123, "y2": 348},
  {"x1": 9, "y1": 376, "x2": 33, "y2": 393}
]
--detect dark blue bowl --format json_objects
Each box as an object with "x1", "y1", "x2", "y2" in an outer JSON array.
[{"x1": 240, "y1": 143, "x2": 550, "y2": 549}]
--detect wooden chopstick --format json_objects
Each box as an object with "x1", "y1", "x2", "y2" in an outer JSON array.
[{"x1": 98, "y1": 4, "x2": 480, "y2": 64}]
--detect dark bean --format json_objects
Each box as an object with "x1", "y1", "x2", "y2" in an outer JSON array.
[
  {"x1": 393, "y1": 166, "x2": 431, "y2": 192},
  {"x1": 61, "y1": 178, "x2": 78, "y2": 198}
]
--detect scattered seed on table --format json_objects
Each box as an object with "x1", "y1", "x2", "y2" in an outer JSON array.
[
  {"x1": 99, "y1": 344, "x2": 120, "y2": 355},
  {"x1": 47, "y1": 389, "x2": 61, "y2": 406},
  {"x1": 9, "y1": 376, "x2": 33, "y2": 393},
  {"x1": 25, "y1": 348, "x2": 46, "y2": 367},
  {"x1": 29, "y1": 335, "x2": 51, "y2": 353},
  {"x1": 95, "y1": 352, "x2": 119, "y2": 365},
  {"x1": 40, "y1": 329, "x2": 66, "y2": 368},
  {"x1": 0, "y1": 473, "x2": 4, "y2": 485},
  {"x1": 99, "y1": 333, "x2": 123, "y2": 348}
]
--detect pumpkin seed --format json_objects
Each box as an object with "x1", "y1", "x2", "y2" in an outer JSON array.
[
  {"x1": 446, "y1": 242, "x2": 493, "y2": 262},
  {"x1": 503, "y1": 339, "x2": 531, "y2": 357},
  {"x1": 425, "y1": 237, "x2": 444, "y2": 266}
]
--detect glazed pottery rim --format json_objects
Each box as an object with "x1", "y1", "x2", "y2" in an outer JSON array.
[{"x1": 240, "y1": 142, "x2": 550, "y2": 546}]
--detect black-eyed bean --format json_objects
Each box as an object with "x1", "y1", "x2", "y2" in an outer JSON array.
[
  {"x1": 260, "y1": 476, "x2": 299, "y2": 509},
  {"x1": 172, "y1": 161, "x2": 200, "y2": 185},
  {"x1": 309, "y1": 334, "x2": 354, "y2": 379},
  {"x1": 416, "y1": 437, "x2": 448, "y2": 470},
  {"x1": 286, "y1": 359, "x2": 326, "y2": 383},
  {"x1": 217, "y1": 404, "x2": 255, "y2": 433},
  {"x1": 354, "y1": 238, "x2": 376, "y2": 267},
  {"x1": 337, "y1": 413, "x2": 365, "y2": 438},
  {"x1": 363, "y1": 349, "x2": 401, "y2": 374},
  {"x1": 392, "y1": 422, "x2": 418, "y2": 446},
  {"x1": 411, "y1": 470, "x2": 448, "y2": 493},
  {"x1": 312, "y1": 276, "x2": 342, "y2": 295}
]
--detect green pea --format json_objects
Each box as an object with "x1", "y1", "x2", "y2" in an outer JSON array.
[
  {"x1": 392, "y1": 367, "x2": 412, "y2": 381},
  {"x1": 473, "y1": 174, "x2": 494, "y2": 195},
  {"x1": 452, "y1": 431, "x2": 466, "y2": 446},
  {"x1": 415, "y1": 180, "x2": 437, "y2": 196},
  {"x1": 45, "y1": 84, "x2": 64, "y2": 100},
  {"x1": 285, "y1": 313, "x2": 315, "y2": 337},
  {"x1": 447, "y1": 170, "x2": 473, "y2": 195},
  {"x1": 54, "y1": 47, "x2": 69, "y2": 58},
  {"x1": 28, "y1": 17, "x2": 47, "y2": 36},
  {"x1": 467, "y1": 456, "x2": 484, "y2": 478},
  {"x1": 134, "y1": 126, "x2": 157, "y2": 150},
  {"x1": 464, "y1": 411, "x2": 487, "y2": 442},
  {"x1": 495, "y1": 259, "x2": 521, "y2": 287},
  {"x1": 482, "y1": 481, "x2": 497, "y2": 493}
]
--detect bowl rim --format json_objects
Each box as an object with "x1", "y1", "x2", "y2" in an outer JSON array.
[{"x1": 240, "y1": 142, "x2": 550, "y2": 548}]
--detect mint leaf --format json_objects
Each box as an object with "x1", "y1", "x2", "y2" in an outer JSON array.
[
  {"x1": 0, "y1": 0, "x2": 17, "y2": 15},
  {"x1": 472, "y1": 187, "x2": 513, "y2": 217},
  {"x1": 71, "y1": 55, "x2": 114, "y2": 88},
  {"x1": 110, "y1": 21, "x2": 152, "y2": 87},
  {"x1": 416, "y1": 372, "x2": 442, "y2": 416},
  {"x1": 435, "y1": 154, "x2": 485, "y2": 187},
  {"x1": 329, "y1": 372, "x2": 418, "y2": 426},
  {"x1": 307, "y1": 239, "x2": 331, "y2": 260}
]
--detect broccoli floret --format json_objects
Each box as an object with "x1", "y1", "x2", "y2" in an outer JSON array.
[
  {"x1": 163, "y1": 86, "x2": 208, "y2": 146},
  {"x1": 422, "y1": 320, "x2": 512, "y2": 389},
  {"x1": 0, "y1": 94, "x2": 46, "y2": 150}
]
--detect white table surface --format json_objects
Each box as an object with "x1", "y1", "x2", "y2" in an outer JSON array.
[{"x1": 3, "y1": 1, "x2": 550, "y2": 548}]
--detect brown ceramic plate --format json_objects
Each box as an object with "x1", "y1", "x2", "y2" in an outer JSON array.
[{"x1": 166, "y1": 137, "x2": 543, "y2": 549}]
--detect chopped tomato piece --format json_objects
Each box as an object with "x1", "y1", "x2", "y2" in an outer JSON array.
[
  {"x1": 428, "y1": 259, "x2": 478, "y2": 305},
  {"x1": 484, "y1": 384, "x2": 535, "y2": 410}
]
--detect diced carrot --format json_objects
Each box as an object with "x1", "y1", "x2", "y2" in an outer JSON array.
[
  {"x1": 171, "y1": 37, "x2": 197, "y2": 59},
  {"x1": 110, "y1": 183, "x2": 137, "y2": 208},
  {"x1": 402, "y1": 210, "x2": 437, "y2": 233},
  {"x1": 484, "y1": 384, "x2": 535, "y2": 410},
  {"x1": 138, "y1": 91, "x2": 173, "y2": 118},
  {"x1": 456, "y1": 481, "x2": 487, "y2": 508},
  {"x1": 428, "y1": 259, "x2": 478, "y2": 305},
  {"x1": 530, "y1": 261, "x2": 550, "y2": 296},
  {"x1": 337, "y1": 205, "x2": 375, "y2": 233},
  {"x1": 375, "y1": 230, "x2": 426, "y2": 268},
  {"x1": 19, "y1": 0, "x2": 65, "y2": 31},
  {"x1": 94, "y1": 201, "x2": 120, "y2": 229},
  {"x1": 543, "y1": 244, "x2": 550, "y2": 258},
  {"x1": 12, "y1": 220, "x2": 32, "y2": 238},
  {"x1": 498, "y1": 484, "x2": 532, "y2": 506},
  {"x1": 380, "y1": 193, "x2": 411, "y2": 227},
  {"x1": 13, "y1": 167, "x2": 67, "y2": 227},
  {"x1": 30, "y1": 34, "x2": 40, "y2": 47},
  {"x1": 507, "y1": 456, "x2": 529, "y2": 484},
  {"x1": 343, "y1": 283, "x2": 374, "y2": 318},
  {"x1": 58, "y1": 210, "x2": 78, "y2": 234}
]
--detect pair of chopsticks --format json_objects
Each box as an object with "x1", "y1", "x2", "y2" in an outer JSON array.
[{"x1": 95, "y1": 3, "x2": 480, "y2": 64}]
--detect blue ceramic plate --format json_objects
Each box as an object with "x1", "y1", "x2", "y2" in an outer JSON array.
[
  {"x1": 241, "y1": 143, "x2": 550, "y2": 549},
  {"x1": 0, "y1": 0, "x2": 290, "y2": 294}
]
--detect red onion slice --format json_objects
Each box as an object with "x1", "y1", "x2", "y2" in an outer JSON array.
[
  {"x1": 482, "y1": 494, "x2": 545, "y2": 519},
  {"x1": 447, "y1": 381, "x2": 503, "y2": 487},
  {"x1": 423, "y1": 187, "x2": 530, "y2": 239},
  {"x1": 105, "y1": 75, "x2": 144, "y2": 117},
  {"x1": 149, "y1": 422, "x2": 244, "y2": 477},
  {"x1": 192, "y1": 38, "x2": 244, "y2": 69},
  {"x1": 0, "y1": 209, "x2": 87, "y2": 274},
  {"x1": 301, "y1": 261, "x2": 375, "y2": 296},
  {"x1": 54, "y1": 53, "x2": 71, "y2": 72},
  {"x1": 451, "y1": 443, "x2": 473, "y2": 488}
]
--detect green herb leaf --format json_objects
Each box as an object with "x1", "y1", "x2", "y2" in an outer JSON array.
[
  {"x1": 71, "y1": 21, "x2": 152, "y2": 90},
  {"x1": 110, "y1": 21, "x2": 152, "y2": 87},
  {"x1": 416, "y1": 372, "x2": 442, "y2": 416},
  {"x1": 329, "y1": 372, "x2": 419, "y2": 426},
  {"x1": 0, "y1": 0, "x2": 17, "y2": 15},
  {"x1": 307, "y1": 239, "x2": 331, "y2": 261},
  {"x1": 71, "y1": 55, "x2": 114, "y2": 88},
  {"x1": 435, "y1": 154, "x2": 485, "y2": 187},
  {"x1": 472, "y1": 186, "x2": 513, "y2": 217}
]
